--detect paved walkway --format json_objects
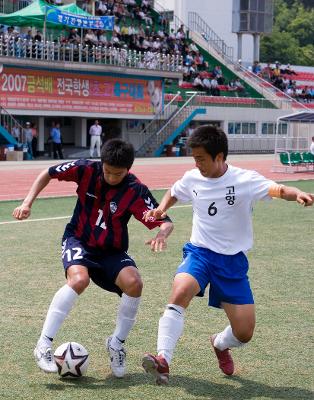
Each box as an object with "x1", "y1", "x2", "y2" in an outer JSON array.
[{"x1": 0, "y1": 155, "x2": 313, "y2": 201}]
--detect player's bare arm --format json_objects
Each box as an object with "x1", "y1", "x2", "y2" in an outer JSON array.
[
  {"x1": 12, "y1": 168, "x2": 52, "y2": 220},
  {"x1": 269, "y1": 184, "x2": 314, "y2": 206},
  {"x1": 145, "y1": 221, "x2": 174, "y2": 252},
  {"x1": 144, "y1": 189, "x2": 178, "y2": 222}
]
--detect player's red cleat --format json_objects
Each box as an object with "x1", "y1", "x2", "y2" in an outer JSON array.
[
  {"x1": 210, "y1": 335, "x2": 234, "y2": 375},
  {"x1": 142, "y1": 353, "x2": 169, "y2": 385}
]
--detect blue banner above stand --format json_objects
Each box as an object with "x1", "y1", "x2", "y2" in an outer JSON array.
[{"x1": 46, "y1": 7, "x2": 114, "y2": 30}]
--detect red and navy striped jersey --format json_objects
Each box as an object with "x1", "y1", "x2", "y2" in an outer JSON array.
[{"x1": 48, "y1": 159, "x2": 170, "y2": 253}]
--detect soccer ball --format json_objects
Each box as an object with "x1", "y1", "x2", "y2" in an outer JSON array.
[{"x1": 54, "y1": 342, "x2": 89, "y2": 378}]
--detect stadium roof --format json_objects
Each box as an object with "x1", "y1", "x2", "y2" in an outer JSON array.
[{"x1": 278, "y1": 111, "x2": 314, "y2": 124}]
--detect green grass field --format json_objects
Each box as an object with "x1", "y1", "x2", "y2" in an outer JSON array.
[{"x1": 0, "y1": 181, "x2": 313, "y2": 400}]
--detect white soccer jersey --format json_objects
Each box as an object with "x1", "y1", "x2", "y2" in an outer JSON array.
[{"x1": 171, "y1": 165, "x2": 275, "y2": 255}]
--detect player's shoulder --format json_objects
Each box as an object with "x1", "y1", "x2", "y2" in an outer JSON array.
[
  {"x1": 127, "y1": 172, "x2": 147, "y2": 190},
  {"x1": 181, "y1": 168, "x2": 201, "y2": 180},
  {"x1": 227, "y1": 165, "x2": 260, "y2": 180},
  {"x1": 227, "y1": 165, "x2": 271, "y2": 186}
]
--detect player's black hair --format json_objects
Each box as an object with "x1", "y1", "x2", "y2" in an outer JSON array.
[
  {"x1": 187, "y1": 125, "x2": 228, "y2": 160},
  {"x1": 101, "y1": 139, "x2": 135, "y2": 170}
]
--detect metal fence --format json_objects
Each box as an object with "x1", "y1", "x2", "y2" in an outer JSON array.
[
  {"x1": 0, "y1": 0, "x2": 31, "y2": 14},
  {"x1": 0, "y1": 37, "x2": 183, "y2": 72}
]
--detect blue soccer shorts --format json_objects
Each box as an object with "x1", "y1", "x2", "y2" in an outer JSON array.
[
  {"x1": 176, "y1": 242, "x2": 254, "y2": 308},
  {"x1": 61, "y1": 236, "x2": 137, "y2": 296}
]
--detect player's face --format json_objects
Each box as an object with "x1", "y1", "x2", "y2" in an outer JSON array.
[
  {"x1": 102, "y1": 164, "x2": 128, "y2": 186},
  {"x1": 192, "y1": 146, "x2": 226, "y2": 178}
]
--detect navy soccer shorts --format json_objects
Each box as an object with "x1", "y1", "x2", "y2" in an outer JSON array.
[
  {"x1": 61, "y1": 236, "x2": 137, "y2": 296},
  {"x1": 176, "y1": 242, "x2": 254, "y2": 308}
]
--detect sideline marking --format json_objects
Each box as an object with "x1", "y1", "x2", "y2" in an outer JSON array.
[{"x1": 0, "y1": 205, "x2": 191, "y2": 226}]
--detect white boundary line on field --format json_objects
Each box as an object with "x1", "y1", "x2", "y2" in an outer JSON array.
[{"x1": 0, "y1": 204, "x2": 192, "y2": 226}]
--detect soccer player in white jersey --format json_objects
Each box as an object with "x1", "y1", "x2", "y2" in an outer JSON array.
[{"x1": 141, "y1": 125, "x2": 314, "y2": 385}]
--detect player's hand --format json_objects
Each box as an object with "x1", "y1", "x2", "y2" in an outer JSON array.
[
  {"x1": 296, "y1": 192, "x2": 314, "y2": 207},
  {"x1": 145, "y1": 235, "x2": 167, "y2": 252},
  {"x1": 143, "y1": 208, "x2": 167, "y2": 222},
  {"x1": 12, "y1": 204, "x2": 31, "y2": 220}
]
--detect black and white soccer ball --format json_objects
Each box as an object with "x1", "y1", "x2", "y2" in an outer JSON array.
[{"x1": 54, "y1": 342, "x2": 89, "y2": 378}]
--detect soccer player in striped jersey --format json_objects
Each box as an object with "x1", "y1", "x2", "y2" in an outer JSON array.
[
  {"x1": 141, "y1": 125, "x2": 313, "y2": 385},
  {"x1": 12, "y1": 139, "x2": 173, "y2": 377}
]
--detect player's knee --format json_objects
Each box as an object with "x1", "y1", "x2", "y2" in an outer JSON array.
[
  {"x1": 170, "y1": 287, "x2": 192, "y2": 308},
  {"x1": 124, "y1": 276, "x2": 143, "y2": 297},
  {"x1": 233, "y1": 326, "x2": 255, "y2": 343},
  {"x1": 67, "y1": 274, "x2": 90, "y2": 294}
]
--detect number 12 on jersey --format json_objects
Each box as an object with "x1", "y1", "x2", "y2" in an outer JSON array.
[{"x1": 96, "y1": 209, "x2": 107, "y2": 229}]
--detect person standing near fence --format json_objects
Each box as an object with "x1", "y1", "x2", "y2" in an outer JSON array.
[
  {"x1": 31, "y1": 123, "x2": 38, "y2": 158},
  {"x1": 50, "y1": 122, "x2": 64, "y2": 160},
  {"x1": 89, "y1": 120, "x2": 102, "y2": 158},
  {"x1": 24, "y1": 122, "x2": 33, "y2": 159}
]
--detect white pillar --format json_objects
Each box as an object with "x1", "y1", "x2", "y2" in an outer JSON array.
[
  {"x1": 222, "y1": 120, "x2": 229, "y2": 134},
  {"x1": 74, "y1": 118, "x2": 87, "y2": 147},
  {"x1": 253, "y1": 34, "x2": 260, "y2": 62},
  {"x1": 38, "y1": 117, "x2": 45, "y2": 152},
  {"x1": 237, "y1": 33, "x2": 243, "y2": 62}
]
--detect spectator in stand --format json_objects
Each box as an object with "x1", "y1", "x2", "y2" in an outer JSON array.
[
  {"x1": 98, "y1": 30, "x2": 108, "y2": 45},
  {"x1": 295, "y1": 86, "x2": 303, "y2": 99},
  {"x1": 285, "y1": 86, "x2": 295, "y2": 97},
  {"x1": 212, "y1": 66, "x2": 224, "y2": 85},
  {"x1": 202, "y1": 76, "x2": 211, "y2": 94},
  {"x1": 252, "y1": 61, "x2": 261, "y2": 75},
  {"x1": 192, "y1": 74, "x2": 204, "y2": 91},
  {"x1": 281, "y1": 64, "x2": 297, "y2": 76},
  {"x1": 272, "y1": 62, "x2": 281, "y2": 79},
  {"x1": 234, "y1": 78, "x2": 245, "y2": 93},
  {"x1": 176, "y1": 28, "x2": 185, "y2": 40},
  {"x1": 194, "y1": 51, "x2": 207, "y2": 71},
  {"x1": 120, "y1": 20, "x2": 129, "y2": 42},
  {"x1": 310, "y1": 137, "x2": 314, "y2": 156},
  {"x1": 34, "y1": 30, "x2": 42, "y2": 42},
  {"x1": 210, "y1": 77, "x2": 220, "y2": 96},
  {"x1": 282, "y1": 76, "x2": 290, "y2": 91},
  {"x1": 81, "y1": 0, "x2": 91, "y2": 12},
  {"x1": 4, "y1": 26, "x2": 17, "y2": 41},
  {"x1": 25, "y1": 29, "x2": 33, "y2": 41},
  {"x1": 261, "y1": 63, "x2": 273, "y2": 80},
  {"x1": 68, "y1": 28, "x2": 81, "y2": 45},
  {"x1": 96, "y1": 0, "x2": 108, "y2": 15},
  {"x1": 227, "y1": 80, "x2": 237, "y2": 92},
  {"x1": 84, "y1": 29, "x2": 98, "y2": 46}
]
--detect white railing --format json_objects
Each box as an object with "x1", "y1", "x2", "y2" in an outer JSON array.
[
  {"x1": 137, "y1": 92, "x2": 181, "y2": 149},
  {"x1": 228, "y1": 63, "x2": 311, "y2": 111},
  {"x1": 0, "y1": 37, "x2": 183, "y2": 72},
  {"x1": 0, "y1": 105, "x2": 25, "y2": 144},
  {"x1": 187, "y1": 12, "x2": 234, "y2": 61}
]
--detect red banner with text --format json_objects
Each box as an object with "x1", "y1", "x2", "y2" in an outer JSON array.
[{"x1": 0, "y1": 67, "x2": 163, "y2": 115}]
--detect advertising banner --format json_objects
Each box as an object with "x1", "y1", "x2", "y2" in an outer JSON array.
[
  {"x1": 0, "y1": 67, "x2": 163, "y2": 116},
  {"x1": 46, "y1": 7, "x2": 115, "y2": 30}
]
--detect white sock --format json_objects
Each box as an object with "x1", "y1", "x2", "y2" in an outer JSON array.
[
  {"x1": 38, "y1": 284, "x2": 78, "y2": 345},
  {"x1": 214, "y1": 325, "x2": 244, "y2": 351},
  {"x1": 157, "y1": 304, "x2": 185, "y2": 365},
  {"x1": 110, "y1": 294, "x2": 141, "y2": 350}
]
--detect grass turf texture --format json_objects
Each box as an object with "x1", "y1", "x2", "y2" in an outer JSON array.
[{"x1": 0, "y1": 182, "x2": 313, "y2": 400}]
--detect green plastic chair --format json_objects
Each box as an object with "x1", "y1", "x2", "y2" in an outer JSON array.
[
  {"x1": 279, "y1": 152, "x2": 290, "y2": 165},
  {"x1": 301, "y1": 152, "x2": 312, "y2": 164},
  {"x1": 290, "y1": 152, "x2": 303, "y2": 165}
]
